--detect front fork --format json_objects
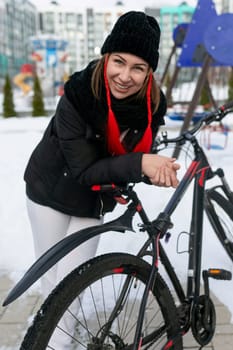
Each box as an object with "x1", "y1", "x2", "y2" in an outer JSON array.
[{"x1": 133, "y1": 213, "x2": 174, "y2": 349}]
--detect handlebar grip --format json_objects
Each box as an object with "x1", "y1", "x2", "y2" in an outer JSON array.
[
  {"x1": 220, "y1": 100, "x2": 233, "y2": 111},
  {"x1": 205, "y1": 100, "x2": 233, "y2": 125},
  {"x1": 91, "y1": 183, "x2": 130, "y2": 205},
  {"x1": 91, "y1": 184, "x2": 116, "y2": 192}
]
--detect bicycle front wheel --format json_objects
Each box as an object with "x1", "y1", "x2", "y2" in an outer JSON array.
[
  {"x1": 205, "y1": 189, "x2": 233, "y2": 261},
  {"x1": 21, "y1": 253, "x2": 182, "y2": 349}
]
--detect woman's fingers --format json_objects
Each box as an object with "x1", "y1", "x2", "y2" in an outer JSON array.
[
  {"x1": 150, "y1": 166, "x2": 179, "y2": 188},
  {"x1": 170, "y1": 170, "x2": 179, "y2": 188},
  {"x1": 142, "y1": 154, "x2": 180, "y2": 188}
]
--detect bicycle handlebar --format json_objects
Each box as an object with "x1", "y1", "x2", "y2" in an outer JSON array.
[{"x1": 153, "y1": 100, "x2": 233, "y2": 149}]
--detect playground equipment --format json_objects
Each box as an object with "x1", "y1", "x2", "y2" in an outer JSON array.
[
  {"x1": 160, "y1": 22, "x2": 189, "y2": 87},
  {"x1": 200, "y1": 123, "x2": 230, "y2": 150},
  {"x1": 162, "y1": 0, "x2": 233, "y2": 157},
  {"x1": 13, "y1": 64, "x2": 34, "y2": 95},
  {"x1": 164, "y1": 0, "x2": 218, "y2": 110},
  {"x1": 30, "y1": 35, "x2": 68, "y2": 97},
  {"x1": 167, "y1": 110, "x2": 206, "y2": 124},
  {"x1": 13, "y1": 36, "x2": 68, "y2": 98}
]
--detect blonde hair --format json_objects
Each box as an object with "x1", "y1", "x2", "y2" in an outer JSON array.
[{"x1": 91, "y1": 55, "x2": 161, "y2": 113}]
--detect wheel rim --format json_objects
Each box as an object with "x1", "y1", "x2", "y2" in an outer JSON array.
[
  {"x1": 50, "y1": 273, "x2": 167, "y2": 349},
  {"x1": 21, "y1": 255, "x2": 181, "y2": 349}
]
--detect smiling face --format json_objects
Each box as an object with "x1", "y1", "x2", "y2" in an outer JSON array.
[{"x1": 106, "y1": 53, "x2": 149, "y2": 99}]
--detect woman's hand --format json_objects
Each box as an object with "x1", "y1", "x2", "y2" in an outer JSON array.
[{"x1": 141, "y1": 154, "x2": 180, "y2": 188}]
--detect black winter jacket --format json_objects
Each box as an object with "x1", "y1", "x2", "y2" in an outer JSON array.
[{"x1": 24, "y1": 61, "x2": 166, "y2": 218}]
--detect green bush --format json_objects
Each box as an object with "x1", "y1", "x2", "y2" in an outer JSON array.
[
  {"x1": 2, "y1": 74, "x2": 17, "y2": 118},
  {"x1": 227, "y1": 68, "x2": 233, "y2": 102},
  {"x1": 32, "y1": 74, "x2": 46, "y2": 117},
  {"x1": 199, "y1": 82, "x2": 211, "y2": 110}
]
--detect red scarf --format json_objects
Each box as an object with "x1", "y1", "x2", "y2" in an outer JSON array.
[{"x1": 104, "y1": 58, "x2": 153, "y2": 155}]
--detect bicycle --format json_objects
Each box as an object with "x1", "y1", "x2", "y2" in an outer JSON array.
[{"x1": 3, "y1": 101, "x2": 233, "y2": 349}]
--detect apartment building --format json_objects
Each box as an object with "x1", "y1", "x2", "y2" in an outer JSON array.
[
  {"x1": 0, "y1": 0, "x2": 37, "y2": 87},
  {"x1": 38, "y1": 2, "x2": 85, "y2": 73},
  {"x1": 37, "y1": 1, "x2": 125, "y2": 74}
]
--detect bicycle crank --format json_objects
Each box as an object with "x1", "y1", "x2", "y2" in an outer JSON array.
[{"x1": 191, "y1": 295, "x2": 216, "y2": 346}]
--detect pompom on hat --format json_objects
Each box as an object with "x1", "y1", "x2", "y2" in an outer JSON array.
[{"x1": 101, "y1": 11, "x2": 161, "y2": 71}]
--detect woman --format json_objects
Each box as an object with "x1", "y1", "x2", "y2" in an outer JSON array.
[{"x1": 24, "y1": 11, "x2": 180, "y2": 300}]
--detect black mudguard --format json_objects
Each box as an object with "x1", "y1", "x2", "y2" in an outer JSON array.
[{"x1": 3, "y1": 210, "x2": 135, "y2": 306}]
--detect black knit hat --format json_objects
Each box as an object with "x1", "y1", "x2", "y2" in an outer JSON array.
[{"x1": 101, "y1": 11, "x2": 160, "y2": 71}]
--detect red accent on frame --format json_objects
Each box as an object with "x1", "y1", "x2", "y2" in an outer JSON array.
[
  {"x1": 137, "y1": 337, "x2": 143, "y2": 349},
  {"x1": 197, "y1": 166, "x2": 210, "y2": 187},
  {"x1": 155, "y1": 234, "x2": 160, "y2": 268},
  {"x1": 136, "y1": 203, "x2": 142, "y2": 212},
  {"x1": 114, "y1": 196, "x2": 128, "y2": 205},
  {"x1": 185, "y1": 160, "x2": 200, "y2": 179},
  {"x1": 113, "y1": 267, "x2": 124, "y2": 273},
  {"x1": 163, "y1": 340, "x2": 174, "y2": 349}
]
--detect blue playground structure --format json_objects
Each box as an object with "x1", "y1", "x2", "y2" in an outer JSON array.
[{"x1": 162, "y1": 0, "x2": 233, "y2": 156}]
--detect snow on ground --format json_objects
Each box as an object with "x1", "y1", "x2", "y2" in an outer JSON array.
[{"x1": 0, "y1": 113, "x2": 233, "y2": 321}]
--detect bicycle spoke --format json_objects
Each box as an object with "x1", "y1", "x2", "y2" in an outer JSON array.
[{"x1": 21, "y1": 254, "x2": 182, "y2": 349}]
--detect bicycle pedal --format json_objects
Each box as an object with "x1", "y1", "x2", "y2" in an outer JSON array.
[{"x1": 206, "y1": 268, "x2": 232, "y2": 280}]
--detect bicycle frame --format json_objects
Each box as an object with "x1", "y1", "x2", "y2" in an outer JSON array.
[
  {"x1": 158, "y1": 144, "x2": 233, "y2": 310},
  {"x1": 89, "y1": 133, "x2": 230, "y2": 349},
  {"x1": 124, "y1": 133, "x2": 233, "y2": 348},
  {"x1": 94, "y1": 132, "x2": 232, "y2": 349},
  {"x1": 131, "y1": 136, "x2": 217, "y2": 347},
  {"x1": 158, "y1": 138, "x2": 214, "y2": 304}
]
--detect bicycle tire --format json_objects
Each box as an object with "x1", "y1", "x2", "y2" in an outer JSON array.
[
  {"x1": 20, "y1": 253, "x2": 183, "y2": 349},
  {"x1": 205, "y1": 189, "x2": 233, "y2": 261}
]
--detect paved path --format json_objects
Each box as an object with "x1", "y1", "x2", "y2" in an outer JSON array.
[{"x1": 1, "y1": 272, "x2": 233, "y2": 349}]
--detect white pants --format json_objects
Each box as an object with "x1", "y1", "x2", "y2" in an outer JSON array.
[
  {"x1": 26, "y1": 198, "x2": 103, "y2": 348},
  {"x1": 26, "y1": 197, "x2": 102, "y2": 298}
]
